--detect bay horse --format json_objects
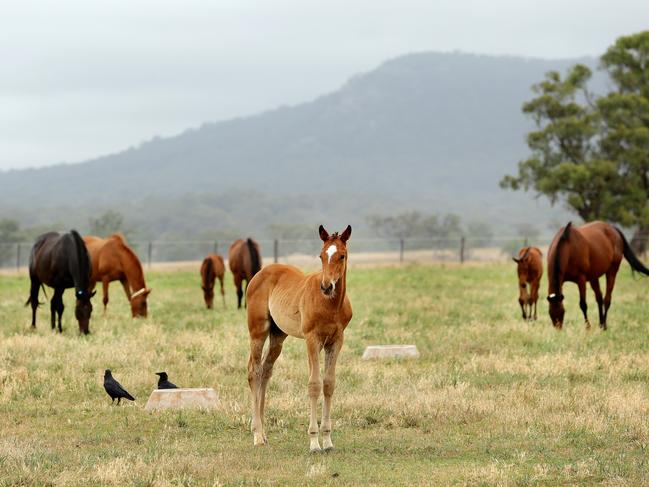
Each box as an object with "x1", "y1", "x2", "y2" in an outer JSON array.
[
  {"x1": 246, "y1": 225, "x2": 352, "y2": 452},
  {"x1": 512, "y1": 246, "x2": 543, "y2": 320},
  {"x1": 228, "y1": 238, "x2": 261, "y2": 309},
  {"x1": 547, "y1": 221, "x2": 649, "y2": 330},
  {"x1": 83, "y1": 234, "x2": 151, "y2": 317},
  {"x1": 26, "y1": 230, "x2": 95, "y2": 334},
  {"x1": 200, "y1": 253, "x2": 226, "y2": 309}
]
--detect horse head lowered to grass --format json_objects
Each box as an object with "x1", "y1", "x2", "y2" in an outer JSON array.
[
  {"x1": 547, "y1": 221, "x2": 649, "y2": 330},
  {"x1": 26, "y1": 230, "x2": 96, "y2": 334}
]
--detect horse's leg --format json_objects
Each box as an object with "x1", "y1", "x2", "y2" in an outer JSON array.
[
  {"x1": 321, "y1": 336, "x2": 343, "y2": 451},
  {"x1": 219, "y1": 275, "x2": 226, "y2": 308},
  {"x1": 577, "y1": 278, "x2": 590, "y2": 329},
  {"x1": 29, "y1": 277, "x2": 40, "y2": 327},
  {"x1": 258, "y1": 324, "x2": 288, "y2": 444},
  {"x1": 247, "y1": 308, "x2": 270, "y2": 446},
  {"x1": 306, "y1": 334, "x2": 323, "y2": 452},
  {"x1": 531, "y1": 279, "x2": 539, "y2": 321},
  {"x1": 52, "y1": 288, "x2": 64, "y2": 333},
  {"x1": 234, "y1": 274, "x2": 243, "y2": 309},
  {"x1": 103, "y1": 279, "x2": 112, "y2": 313},
  {"x1": 589, "y1": 278, "x2": 605, "y2": 327},
  {"x1": 518, "y1": 283, "x2": 527, "y2": 320},
  {"x1": 602, "y1": 268, "x2": 619, "y2": 330}
]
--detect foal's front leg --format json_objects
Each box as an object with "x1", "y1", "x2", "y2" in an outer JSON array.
[
  {"x1": 321, "y1": 337, "x2": 343, "y2": 451},
  {"x1": 306, "y1": 336, "x2": 323, "y2": 452}
]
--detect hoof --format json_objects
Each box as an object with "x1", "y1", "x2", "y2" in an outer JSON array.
[
  {"x1": 253, "y1": 434, "x2": 267, "y2": 447},
  {"x1": 309, "y1": 446, "x2": 322, "y2": 454}
]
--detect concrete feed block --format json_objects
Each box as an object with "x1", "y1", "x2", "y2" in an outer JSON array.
[
  {"x1": 362, "y1": 344, "x2": 420, "y2": 360},
  {"x1": 145, "y1": 388, "x2": 219, "y2": 412}
]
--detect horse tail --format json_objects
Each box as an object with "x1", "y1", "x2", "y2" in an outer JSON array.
[
  {"x1": 202, "y1": 256, "x2": 215, "y2": 285},
  {"x1": 70, "y1": 229, "x2": 92, "y2": 291},
  {"x1": 247, "y1": 238, "x2": 261, "y2": 277},
  {"x1": 615, "y1": 227, "x2": 649, "y2": 276}
]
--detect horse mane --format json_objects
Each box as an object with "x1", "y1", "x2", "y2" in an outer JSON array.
[
  {"x1": 70, "y1": 229, "x2": 91, "y2": 294},
  {"x1": 551, "y1": 222, "x2": 572, "y2": 293},
  {"x1": 109, "y1": 233, "x2": 145, "y2": 279},
  {"x1": 247, "y1": 238, "x2": 261, "y2": 278},
  {"x1": 202, "y1": 256, "x2": 215, "y2": 287}
]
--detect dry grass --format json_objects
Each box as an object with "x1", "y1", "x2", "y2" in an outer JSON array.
[{"x1": 1, "y1": 262, "x2": 649, "y2": 485}]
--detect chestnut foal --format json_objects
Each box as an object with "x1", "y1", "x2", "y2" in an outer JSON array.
[
  {"x1": 512, "y1": 246, "x2": 543, "y2": 320},
  {"x1": 245, "y1": 225, "x2": 353, "y2": 452}
]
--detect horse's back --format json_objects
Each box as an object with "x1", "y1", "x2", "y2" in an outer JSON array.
[
  {"x1": 209, "y1": 254, "x2": 225, "y2": 276},
  {"x1": 578, "y1": 222, "x2": 623, "y2": 275}
]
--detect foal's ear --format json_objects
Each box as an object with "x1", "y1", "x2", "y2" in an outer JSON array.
[
  {"x1": 512, "y1": 257, "x2": 520, "y2": 263},
  {"x1": 340, "y1": 225, "x2": 352, "y2": 243},
  {"x1": 319, "y1": 225, "x2": 329, "y2": 242}
]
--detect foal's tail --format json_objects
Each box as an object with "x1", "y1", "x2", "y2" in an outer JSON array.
[
  {"x1": 247, "y1": 238, "x2": 261, "y2": 277},
  {"x1": 201, "y1": 256, "x2": 215, "y2": 284},
  {"x1": 615, "y1": 227, "x2": 649, "y2": 276}
]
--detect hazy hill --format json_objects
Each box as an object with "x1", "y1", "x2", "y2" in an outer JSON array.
[{"x1": 0, "y1": 52, "x2": 595, "y2": 238}]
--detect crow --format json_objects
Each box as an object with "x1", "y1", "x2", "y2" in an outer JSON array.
[
  {"x1": 155, "y1": 371, "x2": 178, "y2": 389},
  {"x1": 103, "y1": 369, "x2": 135, "y2": 405}
]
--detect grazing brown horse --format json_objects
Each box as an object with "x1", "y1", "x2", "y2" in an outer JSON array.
[
  {"x1": 26, "y1": 230, "x2": 95, "y2": 334},
  {"x1": 547, "y1": 221, "x2": 649, "y2": 330},
  {"x1": 513, "y1": 246, "x2": 543, "y2": 320},
  {"x1": 200, "y1": 253, "x2": 226, "y2": 309},
  {"x1": 83, "y1": 234, "x2": 151, "y2": 317},
  {"x1": 246, "y1": 225, "x2": 352, "y2": 452},
  {"x1": 228, "y1": 238, "x2": 261, "y2": 309}
]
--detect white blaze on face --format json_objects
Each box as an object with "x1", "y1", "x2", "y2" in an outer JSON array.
[{"x1": 326, "y1": 244, "x2": 338, "y2": 263}]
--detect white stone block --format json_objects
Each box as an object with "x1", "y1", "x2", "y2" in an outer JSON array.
[
  {"x1": 145, "y1": 388, "x2": 219, "y2": 412},
  {"x1": 362, "y1": 344, "x2": 420, "y2": 360}
]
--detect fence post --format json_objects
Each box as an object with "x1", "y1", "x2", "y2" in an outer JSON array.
[
  {"x1": 524, "y1": 236, "x2": 528, "y2": 247},
  {"x1": 16, "y1": 243, "x2": 21, "y2": 271},
  {"x1": 399, "y1": 239, "x2": 404, "y2": 264},
  {"x1": 213, "y1": 241, "x2": 218, "y2": 255},
  {"x1": 147, "y1": 242, "x2": 153, "y2": 269},
  {"x1": 460, "y1": 236, "x2": 466, "y2": 263},
  {"x1": 273, "y1": 239, "x2": 279, "y2": 263}
]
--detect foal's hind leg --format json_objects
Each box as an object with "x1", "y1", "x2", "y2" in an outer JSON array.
[
  {"x1": 247, "y1": 307, "x2": 270, "y2": 446},
  {"x1": 258, "y1": 324, "x2": 288, "y2": 443},
  {"x1": 219, "y1": 276, "x2": 226, "y2": 308},
  {"x1": 530, "y1": 279, "x2": 540, "y2": 321}
]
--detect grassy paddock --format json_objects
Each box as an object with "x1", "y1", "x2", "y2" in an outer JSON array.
[{"x1": 1, "y1": 262, "x2": 649, "y2": 485}]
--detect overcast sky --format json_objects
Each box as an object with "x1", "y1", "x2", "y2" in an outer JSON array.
[{"x1": 2, "y1": 0, "x2": 648, "y2": 170}]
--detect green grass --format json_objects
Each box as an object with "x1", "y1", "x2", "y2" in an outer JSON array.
[{"x1": 1, "y1": 262, "x2": 649, "y2": 485}]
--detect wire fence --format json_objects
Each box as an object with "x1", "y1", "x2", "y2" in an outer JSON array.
[{"x1": 0, "y1": 236, "x2": 563, "y2": 271}]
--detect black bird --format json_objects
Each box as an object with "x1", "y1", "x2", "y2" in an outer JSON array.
[
  {"x1": 103, "y1": 369, "x2": 135, "y2": 405},
  {"x1": 155, "y1": 371, "x2": 178, "y2": 389}
]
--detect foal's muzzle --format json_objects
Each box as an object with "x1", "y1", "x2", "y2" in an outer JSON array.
[{"x1": 320, "y1": 282, "x2": 333, "y2": 296}]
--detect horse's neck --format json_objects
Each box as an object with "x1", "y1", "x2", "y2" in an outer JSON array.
[{"x1": 118, "y1": 245, "x2": 146, "y2": 292}]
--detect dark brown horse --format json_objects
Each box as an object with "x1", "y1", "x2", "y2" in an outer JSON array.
[
  {"x1": 26, "y1": 230, "x2": 96, "y2": 334},
  {"x1": 547, "y1": 221, "x2": 649, "y2": 330},
  {"x1": 83, "y1": 234, "x2": 151, "y2": 317},
  {"x1": 200, "y1": 253, "x2": 225, "y2": 309},
  {"x1": 228, "y1": 238, "x2": 262, "y2": 309},
  {"x1": 513, "y1": 246, "x2": 543, "y2": 320}
]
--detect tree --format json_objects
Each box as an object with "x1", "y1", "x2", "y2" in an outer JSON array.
[
  {"x1": 501, "y1": 31, "x2": 649, "y2": 251},
  {"x1": 89, "y1": 210, "x2": 128, "y2": 238}
]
